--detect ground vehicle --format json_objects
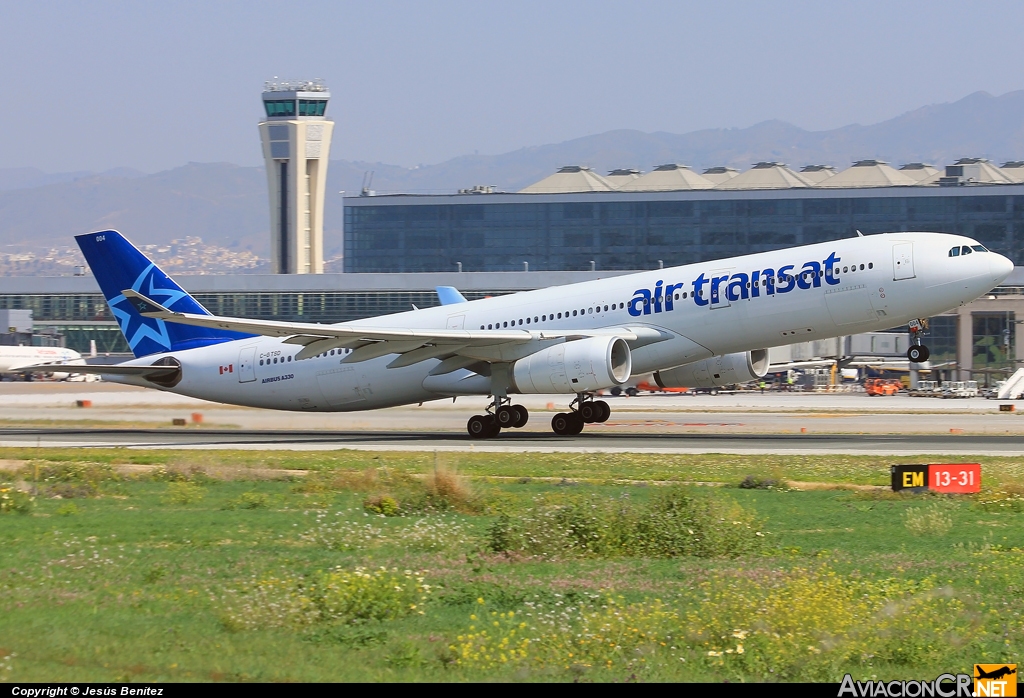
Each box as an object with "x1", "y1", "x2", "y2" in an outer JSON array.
[
  {"x1": 864, "y1": 378, "x2": 902, "y2": 396},
  {"x1": 909, "y1": 379, "x2": 941, "y2": 397},
  {"x1": 941, "y1": 380, "x2": 978, "y2": 398}
]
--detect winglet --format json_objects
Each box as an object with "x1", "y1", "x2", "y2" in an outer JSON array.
[{"x1": 436, "y1": 286, "x2": 468, "y2": 305}]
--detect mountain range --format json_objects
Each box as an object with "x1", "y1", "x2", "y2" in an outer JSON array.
[{"x1": 2, "y1": 89, "x2": 1023, "y2": 258}]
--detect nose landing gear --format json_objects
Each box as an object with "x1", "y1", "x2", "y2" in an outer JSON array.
[
  {"x1": 467, "y1": 397, "x2": 530, "y2": 438},
  {"x1": 551, "y1": 394, "x2": 611, "y2": 435},
  {"x1": 907, "y1": 318, "x2": 931, "y2": 363}
]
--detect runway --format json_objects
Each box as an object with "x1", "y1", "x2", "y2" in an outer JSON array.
[
  {"x1": 1, "y1": 382, "x2": 1022, "y2": 454},
  {"x1": 0, "y1": 426, "x2": 1020, "y2": 455}
]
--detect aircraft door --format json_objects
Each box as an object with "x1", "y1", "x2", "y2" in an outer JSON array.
[
  {"x1": 893, "y1": 243, "x2": 915, "y2": 280},
  {"x1": 238, "y1": 347, "x2": 256, "y2": 383},
  {"x1": 709, "y1": 270, "x2": 732, "y2": 309},
  {"x1": 446, "y1": 314, "x2": 466, "y2": 330}
]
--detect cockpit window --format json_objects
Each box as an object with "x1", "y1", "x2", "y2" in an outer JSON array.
[
  {"x1": 971, "y1": 245, "x2": 988, "y2": 252},
  {"x1": 949, "y1": 247, "x2": 960, "y2": 257},
  {"x1": 961, "y1": 246, "x2": 973, "y2": 255}
]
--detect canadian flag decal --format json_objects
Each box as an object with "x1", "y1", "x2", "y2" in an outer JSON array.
[{"x1": 219, "y1": 364, "x2": 234, "y2": 374}]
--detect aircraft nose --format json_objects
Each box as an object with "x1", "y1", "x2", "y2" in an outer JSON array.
[{"x1": 991, "y1": 253, "x2": 1014, "y2": 282}]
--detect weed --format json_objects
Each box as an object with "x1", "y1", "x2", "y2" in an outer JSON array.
[
  {"x1": 143, "y1": 564, "x2": 167, "y2": 584},
  {"x1": 218, "y1": 566, "x2": 431, "y2": 631},
  {"x1": 0, "y1": 485, "x2": 33, "y2": 514},
  {"x1": 303, "y1": 509, "x2": 474, "y2": 552},
  {"x1": 488, "y1": 488, "x2": 766, "y2": 559},
  {"x1": 163, "y1": 482, "x2": 206, "y2": 506},
  {"x1": 385, "y1": 640, "x2": 426, "y2": 668},
  {"x1": 47, "y1": 482, "x2": 98, "y2": 499},
  {"x1": 223, "y1": 491, "x2": 271, "y2": 510},
  {"x1": 55, "y1": 502, "x2": 80, "y2": 517},
  {"x1": 294, "y1": 468, "x2": 379, "y2": 494},
  {"x1": 363, "y1": 494, "x2": 400, "y2": 516},
  {"x1": 739, "y1": 475, "x2": 779, "y2": 490},
  {"x1": 975, "y1": 483, "x2": 1024, "y2": 513},
  {"x1": 903, "y1": 500, "x2": 956, "y2": 536},
  {"x1": 303, "y1": 622, "x2": 390, "y2": 647}
]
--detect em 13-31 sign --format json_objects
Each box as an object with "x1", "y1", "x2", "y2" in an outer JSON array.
[{"x1": 891, "y1": 463, "x2": 981, "y2": 493}]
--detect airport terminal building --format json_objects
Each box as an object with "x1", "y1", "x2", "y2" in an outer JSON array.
[{"x1": 343, "y1": 160, "x2": 1024, "y2": 273}]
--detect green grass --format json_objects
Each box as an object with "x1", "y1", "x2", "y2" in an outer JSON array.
[{"x1": 0, "y1": 449, "x2": 1022, "y2": 682}]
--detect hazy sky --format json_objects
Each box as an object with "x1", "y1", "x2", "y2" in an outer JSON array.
[{"x1": 2, "y1": 1, "x2": 1023, "y2": 173}]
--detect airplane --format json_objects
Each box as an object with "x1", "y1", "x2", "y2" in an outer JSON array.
[
  {"x1": 20, "y1": 230, "x2": 1013, "y2": 438},
  {"x1": 0, "y1": 345, "x2": 83, "y2": 379}
]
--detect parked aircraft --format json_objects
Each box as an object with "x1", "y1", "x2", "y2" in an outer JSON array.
[
  {"x1": 22, "y1": 230, "x2": 1012, "y2": 437},
  {"x1": 0, "y1": 345, "x2": 82, "y2": 379}
]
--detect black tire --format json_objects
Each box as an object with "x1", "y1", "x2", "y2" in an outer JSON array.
[
  {"x1": 495, "y1": 405, "x2": 518, "y2": 428},
  {"x1": 567, "y1": 413, "x2": 585, "y2": 435},
  {"x1": 486, "y1": 418, "x2": 502, "y2": 438},
  {"x1": 709, "y1": 388, "x2": 718, "y2": 396},
  {"x1": 907, "y1": 345, "x2": 929, "y2": 363},
  {"x1": 513, "y1": 405, "x2": 529, "y2": 428},
  {"x1": 551, "y1": 413, "x2": 571, "y2": 435},
  {"x1": 467, "y1": 415, "x2": 490, "y2": 438},
  {"x1": 625, "y1": 387, "x2": 638, "y2": 397},
  {"x1": 610, "y1": 387, "x2": 622, "y2": 396},
  {"x1": 594, "y1": 400, "x2": 611, "y2": 423},
  {"x1": 580, "y1": 402, "x2": 598, "y2": 423}
]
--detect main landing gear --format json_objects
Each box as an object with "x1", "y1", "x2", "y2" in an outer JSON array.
[
  {"x1": 907, "y1": 318, "x2": 931, "y2": 363},
  {"x1": 467, "y1": 396, "x2": 529, "y2": 439},
  {"x1": 550, "y1": 394, "x2": 611, "y2": 436}
]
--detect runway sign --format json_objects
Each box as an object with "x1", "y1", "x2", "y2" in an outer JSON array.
[{"x1": 891, "y1": 463, "x2": 981, "y2": 493}]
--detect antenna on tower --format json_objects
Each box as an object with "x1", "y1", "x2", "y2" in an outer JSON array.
[{"x1": 361, "y1": 171, "x2": 375, "y2": 197}]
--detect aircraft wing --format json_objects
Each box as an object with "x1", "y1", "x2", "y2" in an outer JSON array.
[{"x1": 125, "y1": 289, "x2": 661, "y2": 366}]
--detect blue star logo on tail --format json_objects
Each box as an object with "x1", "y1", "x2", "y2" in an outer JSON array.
[{"x1": 108, "y1": 263, "x2": 193, "y2": 354}]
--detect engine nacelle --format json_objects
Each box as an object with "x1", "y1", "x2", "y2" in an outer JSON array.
[
  {"x1": 511, "y1": 336, "x2": 631, "y2": 394},
  {"x1": 654, "y1": 349, "x2": 769, "y2": 389}
]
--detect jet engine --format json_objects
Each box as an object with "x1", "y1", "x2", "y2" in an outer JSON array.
[
  {"x1": 511, "y1": 336, "x2": 631, "y2": 394},
  {"x1": 654, "y1": 349, "x2": 769, "y2": 389}
]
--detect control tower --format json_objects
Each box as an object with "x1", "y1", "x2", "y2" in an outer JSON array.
[{"x1": 258, "y1": 79, "x2": 334, "y2": 274}]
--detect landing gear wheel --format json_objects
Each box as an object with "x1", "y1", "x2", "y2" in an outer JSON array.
[
  {"x1": 485, "y1": 418, "x2": 501, "y2": 438},
  {"x1": 513, "y1": 405, "x2": 529, "y2": 428},
  {"x1": 495, "y1": 405, "x2": 519, "y2": 428},
  {"x1": 567, "y1": 413, "x2": 585, "y2": 435},
  {"x1": 625, "y1": 387, "x2": 638, "y2": 397},
  {"x1": 551, "y1": 413, "x2": 571, "y2": 435},
  {"x1": 468, "y1": 415, "x2": 493, "y2": 438},
  {"x1": 907, "y1": 345, "x2": 930, "y2": 363},
  {"x1": 580, "y1": 402, "x2": 599, "y2": 423},
  {"x1": 593, "y1": 400, "x2": 611, "y2": 423}
]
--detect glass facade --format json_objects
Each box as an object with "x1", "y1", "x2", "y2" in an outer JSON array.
[
  {"x1": 972, "y1": 312, "x2": 1016, "y2": 373},
  {"x1": 263, "y1": 99, "x2": 327, "y2": 117},
  {"x1": 297, "y1": 99, "x2": 327, "y2": 116},
  {"x1": 263, "y1": 99, "x2": 296, "y2": 117},
  {"x1": 344, "y1": 191, "x2": 1024, "y2": 272},
  {"x1": 926, "y1": 315, "x2": 959, "y2": 367}
]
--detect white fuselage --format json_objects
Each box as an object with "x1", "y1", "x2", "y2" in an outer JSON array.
[
  {"x1": 107, "y1": 233, "x2": 1012, "y2": 411},
  {"x1": 0, "y1": 346, "x2": 82, "y2": 374}
]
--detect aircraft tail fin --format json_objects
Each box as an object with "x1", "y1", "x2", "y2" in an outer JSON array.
[
  {"x1": 436, "y1": 286, "x2": 468, "y2": 305},
  {"x1": 75, "y1": 230, "x2": 253, "y2": 358}
]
